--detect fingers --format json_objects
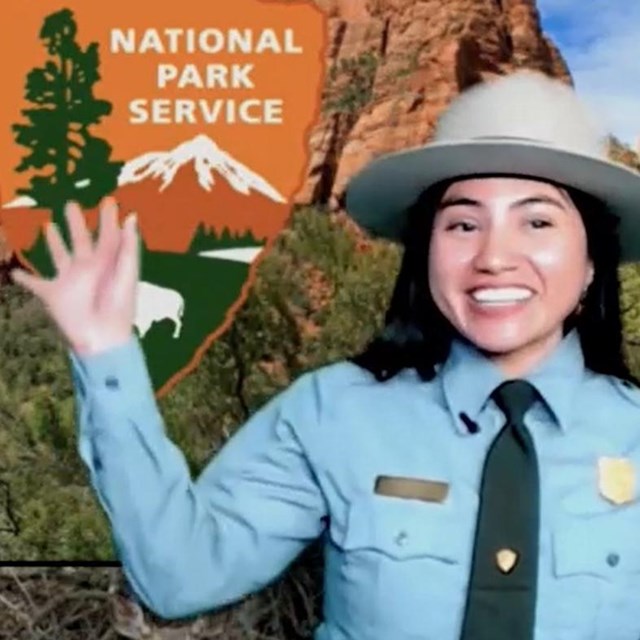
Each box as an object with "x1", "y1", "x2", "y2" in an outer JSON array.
[
  {"x1": 111, "y1": 213, "x2": 139, "y2": 302},
  {"x1": 65, "y1": 201, "x2": 93, "y2": 261},
  {"x1": 10, "y1": 267, "x2": 50, "y2": 299},
  {"x1": 94, "y1": 197, "x2": 121, "y2": 267},
  {"x1": 45, "y1": 221, "x2": 71, "y2": 274}
]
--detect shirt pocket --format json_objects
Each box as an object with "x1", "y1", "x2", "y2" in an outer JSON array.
[
  {"x1": 553, "y1": 514, "x2": 640, "y2": 640},
  {"x1": 339, "y1": 494, "x2": 471, "y2": 636}
]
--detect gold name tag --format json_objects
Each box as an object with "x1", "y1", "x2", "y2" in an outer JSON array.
[{"x1": 374, "y1": 475, "x2": 449, "y2": 503}]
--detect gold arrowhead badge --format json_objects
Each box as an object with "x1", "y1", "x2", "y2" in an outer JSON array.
[
  {"x1": 496, "y1": 548, "x2": 518, "y2": 574},
  {"x1": 598, "y1": 457, "x2": 635, "y2": 505}
]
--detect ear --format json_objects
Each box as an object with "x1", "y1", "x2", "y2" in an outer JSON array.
[{"x1": 585, "y1": 261, "x2": 594, "y2": 289}]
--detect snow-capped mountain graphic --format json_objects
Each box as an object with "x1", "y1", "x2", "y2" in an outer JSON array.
[
  {"x1": 2, "y1": 134, "x2": 286, "y2": 208},
  {"x1": 118, "y1": 134, "x2": 286, "y2": 202},
  {"x1": 1, "y1": 133, "x2": 290, "y2": 252}
]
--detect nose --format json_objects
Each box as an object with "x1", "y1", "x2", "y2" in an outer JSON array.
[{"x1": 472, "y1": 228, "x2": 518, "y2": 274}]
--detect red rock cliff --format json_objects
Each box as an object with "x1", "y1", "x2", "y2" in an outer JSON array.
[{"x1": 297, "y1": 0, "x2": 571, "y2": 208}]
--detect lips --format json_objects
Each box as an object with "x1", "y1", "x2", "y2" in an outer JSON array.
[{"x1": 469, "y1": 286, "x2": 534, "y2": 305}]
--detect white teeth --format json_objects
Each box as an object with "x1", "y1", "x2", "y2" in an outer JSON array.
[{"x1": 471, "y1": 287, "x2": 533, "y2": 303}]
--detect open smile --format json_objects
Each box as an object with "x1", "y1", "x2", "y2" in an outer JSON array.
[{"x1": 468, "y1": 287, "x2": 535, "y2": 307}]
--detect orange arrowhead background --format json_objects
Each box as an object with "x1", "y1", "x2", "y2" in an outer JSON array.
[{"x1": 0, "y1": 0, "x2": 326, "y2": 397}]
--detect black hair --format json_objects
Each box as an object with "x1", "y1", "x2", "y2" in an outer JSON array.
[{"x1": 349, "y1": 174, "x2": 640, "y2": 386}]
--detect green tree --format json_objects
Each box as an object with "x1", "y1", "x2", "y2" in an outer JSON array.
[
  {"x1": 240, "y1": 228, "x2": 261, "y2": 245},
  {"x1": 12, "y1": 8, "x2": 122, "y2": 227},
  {"x1": 189, "y1": 222, "x2": 217, "y2": 253}
]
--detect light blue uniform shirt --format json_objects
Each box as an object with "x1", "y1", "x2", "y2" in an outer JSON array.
[{"x1": 68, "y1": 329, "x2": 640, "y2": 640}]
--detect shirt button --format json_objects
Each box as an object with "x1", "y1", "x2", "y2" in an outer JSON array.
[
  {"x1": 607, "y1": 552, "x2": 620, "y2": 567},
  {"x1": 104, "y1": 375, "x2": 120, "y2": 390},
  {"x1": 395, "y1": 530, "x2": 409, "y2": 546}
]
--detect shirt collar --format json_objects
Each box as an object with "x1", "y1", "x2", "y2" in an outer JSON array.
[{"x1": 439, "y1": 329, "x2": 586, "y2": 434}]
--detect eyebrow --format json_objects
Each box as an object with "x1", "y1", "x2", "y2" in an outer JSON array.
[{"x1": 436, "y1": 194, "x2": 568, "y2": 211}]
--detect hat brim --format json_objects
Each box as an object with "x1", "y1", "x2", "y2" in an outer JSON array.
[{"x1": 345, "y1": 139, "x2": 640, "y2": 262}]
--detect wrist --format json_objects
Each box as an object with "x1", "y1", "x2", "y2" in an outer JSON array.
[{"x1": 70, "y1": 331, "x2": 134, "y2": 356}]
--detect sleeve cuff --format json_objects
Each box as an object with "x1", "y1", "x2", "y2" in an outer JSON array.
[{"x1": 67, "y1": 335, "x2": 158, "y2": 410}]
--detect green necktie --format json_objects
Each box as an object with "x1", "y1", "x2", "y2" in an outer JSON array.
[{"x1": 459, "y1": 379, "x2": 540, "y2": 640}]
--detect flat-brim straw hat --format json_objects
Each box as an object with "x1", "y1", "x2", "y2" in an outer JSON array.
[{"x1": 345, "y1": 70, "x2": 640, "y2": 262}]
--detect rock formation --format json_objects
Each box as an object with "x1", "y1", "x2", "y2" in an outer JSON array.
[{"x1": 296, "y1": 0, "x2": 572, "y2": 207}]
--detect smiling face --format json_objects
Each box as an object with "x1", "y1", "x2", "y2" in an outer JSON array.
[{"x1": 428, "y1": 177, "x2": 594, "y2": 375}]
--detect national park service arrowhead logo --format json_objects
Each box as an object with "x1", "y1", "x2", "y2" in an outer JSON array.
[
  {"x1": 496, "y1": 548, "x2": 518, "y2": 574},
  {"x1": 0, "y1": 0, "x2": 326, "y2": 396}
]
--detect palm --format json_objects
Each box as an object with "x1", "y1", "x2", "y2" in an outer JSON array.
[{"x1": 10, "y1": 198, "x2": 139, "y2": 355}]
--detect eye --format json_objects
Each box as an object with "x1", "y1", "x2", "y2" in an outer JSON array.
[
  {"x1": 528, "y1": 217, "x2": 553, "y2": 229},
  {"x1": 445, "y1": 220, "x2": 478, "y2": 232}
]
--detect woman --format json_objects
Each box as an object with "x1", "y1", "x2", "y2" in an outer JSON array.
[{"x1": 11, "y1": 70, "x2": 640, "y2": 640}]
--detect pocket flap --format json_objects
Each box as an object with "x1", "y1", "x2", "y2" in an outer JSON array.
[
  {"x1": 554, "y1": 515, "x2": 640, "y2": 578},
  {"x1": 343, "y1": 494, "x2": 466, "y2": 563}
]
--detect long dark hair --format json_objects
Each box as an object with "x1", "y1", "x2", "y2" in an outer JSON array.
[{"x1": 350, "y1": 174, "x2": 639, "y2": 385}]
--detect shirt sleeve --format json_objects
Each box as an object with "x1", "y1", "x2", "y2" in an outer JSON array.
[{"x1": 67, "y1": 335, "x2": 329, "y2": 620}]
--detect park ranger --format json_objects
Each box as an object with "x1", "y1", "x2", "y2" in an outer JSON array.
[{"x1": 12, "y1": 70, "x2": 640, "y2": 639}]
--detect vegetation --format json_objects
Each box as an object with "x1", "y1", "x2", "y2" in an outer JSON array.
[
  {"x1": 0, "y1": 205, "x2": 398, "y2": 637},
  {"x1": 393, "y1": 48, "x2": 421, "y2": 80},
  {"x1": 323, "y1": 51, "x2": 379, "y2": 115}
]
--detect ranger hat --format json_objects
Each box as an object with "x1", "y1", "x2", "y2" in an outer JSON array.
[{"x1": 345, "y1": 70, "x2": 640, "y2": 261}]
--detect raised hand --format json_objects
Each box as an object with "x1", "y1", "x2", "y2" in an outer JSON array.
[{"x1": 10, "y1": 198, "x2": 139, "y2": 356}]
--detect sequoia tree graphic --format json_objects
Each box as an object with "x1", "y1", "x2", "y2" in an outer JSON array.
[{"x1": 12, "y1": 8, "x2": 122, "y2": 231}]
